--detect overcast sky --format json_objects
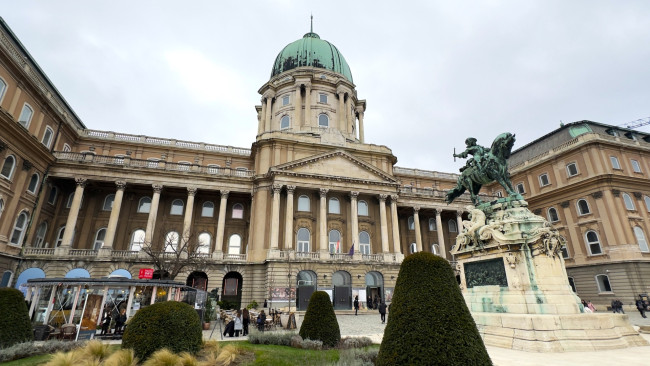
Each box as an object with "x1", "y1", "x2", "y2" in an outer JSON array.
[{"x1": 3, "y1": 1, "x2": 650, "y2": 173}]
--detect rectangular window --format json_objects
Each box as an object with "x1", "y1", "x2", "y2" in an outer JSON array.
[
  {"x1": 610, "y1": 156, "x2": 621, "y2": 170},
  {"x1": 539, "y1": 173, "x2": 550, "y2": 187},
  {"x1": 319, "y1": 93, "x2": 327, "y2": 103},
  {"x1": 282, "y1": 95, "x2": 289, "y2": 106},
  {"x1": 566, "y1": 163, "x2": 578, "y2": 177},
  {"x1": 631, "y1": 159, "x2": 642, "y2": 173},
  {"x1": 516, "y1": 183, "x2": 525, "y2": 194}
]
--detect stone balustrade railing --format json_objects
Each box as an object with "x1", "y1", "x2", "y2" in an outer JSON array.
[{"x1": 393, "y1": 167, "x2": 459, "y2": 180}]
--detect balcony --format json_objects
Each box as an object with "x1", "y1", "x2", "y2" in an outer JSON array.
[
  {"x1": 21, "y1": 246, "x2": 247, "y2": 263},
  {"x1": 267, "y1": 250, "x2": 403, "y2": 263}
]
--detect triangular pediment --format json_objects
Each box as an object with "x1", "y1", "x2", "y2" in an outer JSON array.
[{"x1": 270, "y1": 150, "x2": 397, "y2": 184}]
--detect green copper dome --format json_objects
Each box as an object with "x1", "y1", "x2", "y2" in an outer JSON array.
[{"x1": 271, "y1": 32, "x2": 353, "y2": 83}]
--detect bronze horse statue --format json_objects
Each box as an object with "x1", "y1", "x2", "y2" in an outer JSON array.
[{"x1": 446, "y1": 133, "x2": 518, "y2": 205}]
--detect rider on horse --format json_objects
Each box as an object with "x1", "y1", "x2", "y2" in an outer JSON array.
[{"x1": 454, "y1": 137, "x2": 490, "y2": 173}]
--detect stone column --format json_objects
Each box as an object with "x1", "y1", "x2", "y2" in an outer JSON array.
[
  {"x1": 103, "y1": 181, "x2": 126, "y2": 250},
  {"x1": 144, "y1": 184, "x2": 163, "y2": 244},
  {"x1": 259, "y1": 98, "x2": 267, "y2": 134},
  {"x1": 379, "y1": 194, "x2": 389, "y2": 253},
  {"x1": 304, "y1": 83, "x2": 311, "y2": 127},
  {"x1": 345, "y1": 95, "x2": 352, "y2": 134},
  {"x1": 294, "y1": 85, "x2": 301, "y2": 127},
  {"x1": 319, "y1": 188, "x2": 329, "y2": 252},
  {"x1": 350, "y1": 191, "x2": 359, "y2": 252},
  {"x1": 264, "y1": 95, "x2": 273, "y2": 131},
  {"x1": 270, "y1": 184, "x2": 282, "y2": 249},
  {"x1": 337, "y1": 91, "x2": 345, "y2": 130},
  {"x1": 61, "y1": 178, "x2": 87, "y2": 248},
  {"x1": 435, "y1": 209, "x2": 445, "y2": 256},
  {"x1": 215, "y1": 190, "x2": 230, "y2": 253},
  {"x1": 357, "y1": 108, "x2": 365, "y2": 143},
  {"x1": 284, "y1": 186, "x2": 296, "y2": 249},
  {"x1": 182, "y1": 187, "x2": 197, "y2": 241},
  {"x1": 390, "y1": 195, "x2": 401, "y2": 253},
  {"x1": 413, "y1": 207, "x2": 422, "y2": 252}
]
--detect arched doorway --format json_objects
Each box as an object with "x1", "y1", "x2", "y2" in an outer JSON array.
[
  {"x1": 332, "y1": 271, "x2": 352, "y2": 310},
  {"x1": 14, "y1": 268, "x2": 45, "y2": 295},
  {"x1": 187, "y1": 271, "x2": 208, "y2": 291},
  {"x1": 109, "y1": 269, "x2": 132, "y2": 278},
  {"x1": 296, "y1": 270, "x2": 317, "y2": 311},
  {"x1": 65, "y1": 268, "x2": 90, "y2": 278},
  {"x1": 152, "y1": 270, "x2": 170, "y2": 280},
  {"x1": 221, "y1": 272, "x2": 242, "y2": 309},
  {"x1": 365, "y1": 271, "x2": 384, "y2": 309}
]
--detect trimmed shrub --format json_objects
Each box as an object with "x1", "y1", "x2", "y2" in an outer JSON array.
[
  {"x1": 0, "y1": 288, "x2": 33, "y2": 348},
  {"x1": 122, "y1": 301, "x2": 202, "y2": 360},
  {"x1": 376, "y1": 252, "x2": 492, "y2": 366},
  {"x1": 299, "y1": 291, "x2": 340, "y2": 347},
  {"x1": 247, "y1": 329, "x2": 297, "y2": 346}
]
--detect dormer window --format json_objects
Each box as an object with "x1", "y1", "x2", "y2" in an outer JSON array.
[{"x1": 606, "y1": 128, "x2": 619, "y2": 137}]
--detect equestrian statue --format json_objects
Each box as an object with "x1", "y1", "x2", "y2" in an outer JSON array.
[{"x1": 446, "y1": 132, "x2": 519, "y2": 206}]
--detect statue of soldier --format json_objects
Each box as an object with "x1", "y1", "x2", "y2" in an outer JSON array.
[{"x1": 454, "y1": 137, "x2": 490, "y2": 173}]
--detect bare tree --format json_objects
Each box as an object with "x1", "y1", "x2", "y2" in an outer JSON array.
[{"x1": 140, "y1": 228, "x2": 210, "y2": 280}]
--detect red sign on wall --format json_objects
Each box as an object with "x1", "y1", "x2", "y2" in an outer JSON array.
[{"x1": 139, "y1": 268, "x2": 154, "y2": 279}]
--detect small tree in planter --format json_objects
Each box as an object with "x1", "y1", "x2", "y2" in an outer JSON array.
[{"x1": 203, "y1": 297, "x2": 214, "y2": 330}]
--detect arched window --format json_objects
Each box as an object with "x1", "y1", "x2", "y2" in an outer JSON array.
[
  {"x1": 318, "y1": 113, "x2": 329, "y2": 127},
  {"x1": 595, "y1": 274, "x2": 612, "y2": 292},
  {"x1": 432, "y1": 243, "x2": 440, "y2": 255},
  {"x1": 18, "y1": 104, "x2": 33, "y2": 128},
  {"x1": 409, "y1": 243, "x2": 417, "y2": 254},
  {"x1": 138, "y1": 196, "x2": 151, "y2": 213},
  {"x1": 610, "y1": 156, "x2": 621, "y2": 170},
  {"x1": 27, "y1": 173, "x2": 39, "y2": 193},
  {"x1": 47, "y1": 186, "x2": 58, "y2": 205},
  {"x1": 1, "y1": 155, "x2": 16, "y2": 179},
  {"x1": 42, "y1": 126, "x2": 54, "y2": 148},
  {"x1": 103, "y1": 194, "x2": 115, "y2": 211},
  {"x1": 622, "y1": 193, "x2": 635, "y2": 211},
  {"x1": 55, "y1": 226, "x2": 66, "y2": 247},
  {"x1": 65, "y1": 268, "x2": 90, "y2": 279},
  {"x1": 202, "y1": 201, "x2": 214, "y2": 217},
  {"x1": 0, "y1": 270, "x2": 12, "y2": 287},
  {"x1": 227, "y1": 234, "x2": 241, "y2": 254},
  {"x1": 10, "y1": 211, "x2": 29, "y2": 245},
  {"x1": 93, "y1": 228, "x2": 106, "y2": 250},
  {"x1": 585, "y1": 230, "x2": 602, "y2": 255},
  {"x1": 280, "y1": 115, "x2": 290, "y2": 129},
  {"x1": 0, "y1": 198, "x2": 4, "y2": 219},
  {"x1": 328, "y1": 198, "x2": 340, "y2": 214},
  {"x1": 297, "y1": 228, "x2": 310, "y2": 253},
  {"x1": 0, "y1": 78, "x2": 6, "y2": 102},
  {"x1": 197, "y1": 232, "x2": 211, "y2": 254},
  {"x1": 164, "y1": 231, "x2": 180, "y2": 252},
  {"x1": 232, "y1": 203, "x2": 244, "y2": 219},
  {"x1": 66, "y1": 193, "x2": 74, "y2": 208},
  {"x1": 429, "y1": 218, "x2": 437, "y2": 231},
  {"x1": 109, "y1": 269, "x2": 132, "y2": 279},
  {"x1": 577, "y1": 199, "x2": 591, "y2": 215},
  {"x1": 170, "y1": 199, "x2": 184, "y2": 215},
  {"x1": 408, "y1": 216, "x2": 414, "y2": 230},
  {"x1": 298, "y1": 195, "x2": 310, "y2": 211},
  {"x1": 33, "y1": 222, "x2": 47, "y2": 248},
  {"x1": 359, "y1": 231, "x2": 371, "y2": 255},
  {"x1": 358, "y1": 200, "x2": 369, "y2": 216},
  {"x1": 130, "y1": 229, "x2": 145, "y2": 251},
  {"x1": 329, "y1": 230, "x2": 341, "y2": 253},
  {"x1": 448, "y1": 219, "x2": 458, "y2": 233},
  {"x1": 560, "y1": 236, "x2": 570, "y2": 258},
  {"x1": 547, "y1": 207, "x2": 559, "y2": 222},
  {"x1": 634, "y1": 227, "x2": 649, "y2": 252}
]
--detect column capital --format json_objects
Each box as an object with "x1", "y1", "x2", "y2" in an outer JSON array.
[
  {"x1": 272, "y1": 184, "x2": 283, "y2": 194},
  {"x1": 350, "y1": 191, "x2": 359, "y2": 199},
  {"x1": 75, "y1": 177, "x2": 87, "y2": 187},
  {"x1": 319, "y1": 188, "x2": 329, "y2": 198},
  {"x1": 456, "y1": 210, "x2": 464, "y2": 216},
  {"x1": 435, "y1": 208, "x2": 443, "y2": 216},
  {"x1": 390, "y1": 194, "x2": 398, "y2": 202},
  {"x1": 413, "y1": 206, "x2": 420, "y2": 213},
  {"x1": 221, "y1": 190, "x2": 230, "y2": 199},
  {"x1": 187, "y1": 187, "x2": 198, "y2": 196},
  {"x1": 115, "y1": 181, "x2": 127, "y2": 190},
  {"x1": 152, "y1": 184, "x2": 163, "y2": 193},
  {"x1": 379, "y1": 194, "x2": 388, "y2": 201},
  {"x1": 356, "y1": 105, "x2": 365, "y2": 114},
  {"x1": 286, "y1": 185, "x2": 296, "y2": 194}
]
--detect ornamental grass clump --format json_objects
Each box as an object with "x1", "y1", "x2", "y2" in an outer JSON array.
[
  {"x1": 299, "y1": 291, "x2": 340, "y2": 347},
  {"x1": 0, "y1": 288, "x2": 33, "y2": 348},
  {"x1": 376, "y1": 252, "x2": 492, "y2": 366},
  {"x1": 122, "y1": 301, "x2": 202, "y2": 360}
]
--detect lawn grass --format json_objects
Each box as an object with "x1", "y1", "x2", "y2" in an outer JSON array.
[{"x1": 2, "y1": 353, "x2": 51, "y2": 366}]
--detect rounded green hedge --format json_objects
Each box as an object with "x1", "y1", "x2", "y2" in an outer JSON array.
[
  {"x1": 299, "y1": 291, "x2": 340, "y2": 347},
  {"x1": 0, "y1": 288, "x2": 33, "y2": 348},
  {"x1": 122, "y1": 301, "x2": 202, "y2": 360},
  {"x1": 377, "y1": 252, "x2": 492, "y2": 366}
]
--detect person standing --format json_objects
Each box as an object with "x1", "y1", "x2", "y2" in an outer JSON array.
[
  {"x1": 234, "y1": 309, "x2": 243, "y2": 337},
  {"x1": 587, "y1": 300, "x2": 596, "y2": 312},
  {"x1": 257, "y1": 310, "x2": 267, "y2": 331},
  {"x1": 637, "y1": 299, "x2": 647, "y2": 318},
  {"x1": 353, "y1": 295, "x2": 359, "y2": 316},
  {"x1": 114, "y1": 308, "x2": 127, "y2": 334},
  {"x1": 378, "y1": 300, "x2": 387, "y2": 324},
  {"x1": 242, "y1": 308, "x2": 250, "y2": 336}
]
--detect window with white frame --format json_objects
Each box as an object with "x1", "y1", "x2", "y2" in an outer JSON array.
[
  {"x1": 55, "y1": 226, "x2": 66, "y2": 247},
  {"x1": 610, "y1": 156, "x2": 621, "y2": 170},
  {"x1": 432, "y1": 243, "x2": 440, "y2": 255},
  {"x1": 18, "y1": 104, "x2": 33, "y2": 128},
  {"x1": 328, "y1": 197, "x2": 340, "y2": 214},
  {"x1": 318, "y1": 113, "x2": 329, "y2": 127},
  {"x1": 408, "y1": 216, "x2": 414, "y2": 230},
  {"x1": 138, "y1": 197, "x2": 151, "y2": 213},
  {"x1": 634, "y1": 226, "x2": 649, "y2": 252},
  {"x1": 585, "y1": 230, "x2": 602, "y2": 255},
  {"x1": 1, "y1": 155, "x2": 16, "y2": 179},
  {"x1": 33, "y1": 222, "x2": 47, "y2": 248},
  {"x1": 568, "y1": 277, "x2": 577, "y2": 292},
  {"x1": 631, "y1": 159, "x2": 642, "y2": 173},
  {"x1": 595, "y1": 274, "x2": 612, "y2": 292},
  {"x1": 0, "y1": 78, "x2": 6, "y2": 102},
  {"x1": 42, "y1": 127, "x2": 54, "y2": 148},
  {"x1": 130, "y1": 229, "x2": 145, "y2": 251},
  {"x1": 207, "y1": 164, "x2": 220, "y2": 174},
  {"x1": 202, "y1": 201, "x2": 214, "y2": 217},
  {"x1": 197, "y1": 232, "x2": 211, "y2": 254},
  {"x1": 516, "y1": 183, "x2": 525, "y2": 194},
  {"x1": 93, "y1": 228, "x2": 106, "y2": 250},
  {"x1": 297, "y1": 228, "x2": 310, "y2": 253},
  {"x1": 359, "y1": 231, "x2": 371, "y2": 255},
  {"x1": 0, "y1": 198, "x2": 3, "y2": 220},
  {"x1": 566, "y1": 162, "x2": 578, "y2": 177},
  {"x1": 547, "y1": 207, "x2": 559, "y2": 222},
  {"x1": 47, "y1": 186, "x2": 57, "y2": 205},
  {"x1": 560, "y1": 237, "x2": 570, "y2": 259},
  {"x1": 103, "y1": 194, "x2": 115, "y2": 211},
  {"x1": 164, "y1": 231, "x2": 180, "y2": 252},
  {"x1": 357, "y1": 200, "x2": 369, "y2": 216},
  {"x1": 280, "y1": 115, "x2": 290, "y2": 129},
  {"x1": 170, "y1": 199, "x2": 184, "y2": 215},
  {"x1": 10, "y1": 211, "x2": 29, "y2": 245},
  {"x1": 27, "y1": 173, "x2": 39, "y2": 194},
  {"x1": 282, "y1": 95, "x2": 289, "y2": 106},
  {"x1": 329, "y1": 230, "x2": 341, "y2": 253},
  {"x1": 298, "y1": 195, "x2": 310, "y2": 211},
  {"x1": 232, "y1": 203, "x2": 244, "y2": 219},
  {"x1": 645, "y1": 196, "x2": 650, "y2": 213},
  {"x1": 448, "y1": 219, "x2": 458, "y2": 233},
  {"x1": 577, "y1": 199, "x2": 591, "y2": 215},
  {"x1": 63, "y1": 144, "x2": 71, "y2": 152},
  {"x1": 539, "y1": 173, "x2": 550, "y2": 187},
  {"x1": 228, "y1": 234, "x2": 241, "y2": 254},
  {"x1": 429, "y1": 218, "x2": 436, "y2": 231},
  {"x1": 319, "y1": 93, "x2": 327, "y2": 103},
  {"x1": 622, "y1": 193, "x2": 636, "y2": 211},
  {"x1": 409, "y1": 243, "x2": 417, "y2": 254}
]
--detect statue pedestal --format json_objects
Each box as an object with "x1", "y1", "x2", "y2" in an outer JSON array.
[{"x1": 454, "y1": 199, "x2": 648, "y2": 351}]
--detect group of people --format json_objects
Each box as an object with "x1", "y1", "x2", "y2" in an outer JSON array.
[
  {"x1": 223, "y1": 309, "x2": 271, "y2": 337},
  {"x1": 354, "y1": 295, "x2": 388, "y2": 323},
  {"x1": 581, "y1": 300, "x2": 597, "y2": 313},
  {"x1": 100, "y1": 307, "x2": 127, "y2": 335},
  {"x1": 584, "y1": 298, "x2": 650, "y2": 318},
  {"x1": 611, "y1": 299, "x2": 625, "y2": 314}
]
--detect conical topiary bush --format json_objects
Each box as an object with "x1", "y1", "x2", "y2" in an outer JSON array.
[
  {"x1": 298, "y1": 290, "x2": 340, "y2": 347},
  {"x1": 0, "y1": 288, "x2": 33, "y2": 347},
  {"x1": 377, "y1": 252, "x2": 492, "y2": 365}
]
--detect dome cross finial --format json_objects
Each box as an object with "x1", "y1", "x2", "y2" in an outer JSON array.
[{"x1": 310, "y1": 14, "x2": 313, "y2": 33}]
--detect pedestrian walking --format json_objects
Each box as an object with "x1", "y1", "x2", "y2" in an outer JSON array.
[
  {"x1": 242, "y1": 308, "x2": 250, "y2": 336},
  {"x1": 378, "y1": 300, "x2": 387, "y2": 324},
  {"x1": 354, "y1": 295, "x2": 359, "y2": 316},
  {"x1": 257, "y1": 310, "x2": 267, "y2": 331},
  {"x1": 637, "y1": 299, "x2": 647, "y2": 318},
  {"x1": 234, "y1": 309, "x2": 243, "y2": 337}
]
